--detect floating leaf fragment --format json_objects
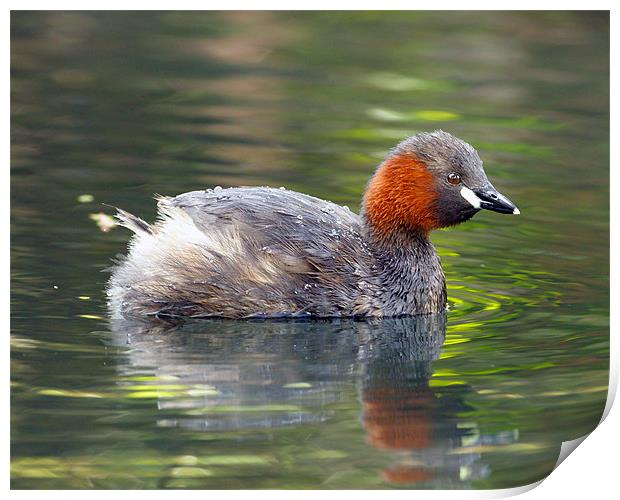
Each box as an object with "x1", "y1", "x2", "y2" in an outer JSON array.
[
  {"x1": 89, "y1": 212, "x2": 117, "y2": 232},
  {"x1": 283, "y1": 382, "x2": 312, "y2": 389},
  {"x1": 77, "y1": 194, "x2": 95, "y2": 203}
]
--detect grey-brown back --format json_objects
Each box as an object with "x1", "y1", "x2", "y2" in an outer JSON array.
[{"x1": 108, "y1": 187, "x2": 380, "y2": 319}]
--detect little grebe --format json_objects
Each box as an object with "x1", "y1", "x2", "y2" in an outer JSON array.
[{"x1": 108, "y1": 130, "x2": 518, "y2": 320}]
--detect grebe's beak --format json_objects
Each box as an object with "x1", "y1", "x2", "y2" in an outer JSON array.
[{"x1": 474, "y1": 186, "x2": 520, "y2": 215}]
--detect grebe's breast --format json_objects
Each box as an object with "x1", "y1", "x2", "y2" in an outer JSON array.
[{"x1": 108, "y1": 187, "x2": 378, "y2": 319}]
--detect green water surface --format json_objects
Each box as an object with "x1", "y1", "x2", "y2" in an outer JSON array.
[{"x1": 11, "y1": 11, "x2": 609, "y2": 489}]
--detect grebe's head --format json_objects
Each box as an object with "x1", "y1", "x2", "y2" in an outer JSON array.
[{"x1": 363, "y1": 130, "x2": 519, "y2": 236}]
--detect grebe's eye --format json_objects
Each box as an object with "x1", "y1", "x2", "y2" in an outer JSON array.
[{"x1": 447, "y1": 173, "x2": 462, "y2": 185}]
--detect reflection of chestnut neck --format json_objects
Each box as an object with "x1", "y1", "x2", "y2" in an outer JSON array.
[
  {"x1": 362, "y1": 363, "x2": 438, "y2": 485},
  {"x1": 360, "y1": 315, "x2": 446, "y2": 485},
  {"x1": 363, "y1": 385, "x2": 435, "y2": 450},
  {"x1": 382, "y1": 465, "x2": 434, "y2": 485}
]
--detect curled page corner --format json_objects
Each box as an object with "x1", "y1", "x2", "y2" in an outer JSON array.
[
  {"x1": 554, "y1": 434, "x2": 589, "y2": 470},
  {"x1": 495, "y1": 479, "x2": 544, "y2": 497}
]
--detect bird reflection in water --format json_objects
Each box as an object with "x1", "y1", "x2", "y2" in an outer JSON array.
[
  {"x1": 108, "y1": 314, "x2": 517, "y2": 487},
  {"x1": 359, "y1": 315, "x2": 516, "y2": 487}
]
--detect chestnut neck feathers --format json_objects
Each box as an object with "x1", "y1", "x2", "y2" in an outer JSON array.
[
  {"x1": 362, "y1": 152, "x2": 440, "y2": 237},
  {"x1": 359, "y1": 145, "x2": 447, "y2": 316}
]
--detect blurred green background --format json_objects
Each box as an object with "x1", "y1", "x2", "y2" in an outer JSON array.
[{"x1": 11, "y1": 11, "x2": 609, "y2": 489}]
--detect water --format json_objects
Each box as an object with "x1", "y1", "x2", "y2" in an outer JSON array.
[{"x1": 11, "y1": 12, "x2": 609, "y2": 489}]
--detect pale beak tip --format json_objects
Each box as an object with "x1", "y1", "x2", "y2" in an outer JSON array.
[{"x1": 513, "y1": 207, "x2": 520, "y2": 215}]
